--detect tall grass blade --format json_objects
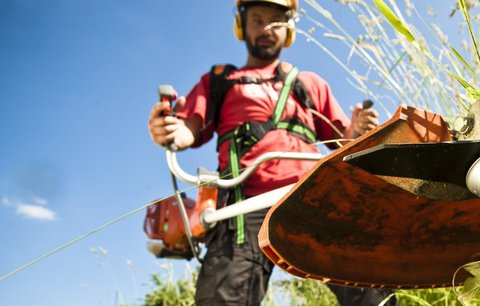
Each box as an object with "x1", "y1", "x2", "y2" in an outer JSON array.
[
  {"x1": 372, "y1": 0, "x2": 416, "y2": 43},
  {"x1": 449, "y1": 72, "x2": 480, "y2": 103},
  {"x1": 458, "y1": 0, "x2": 480, "y2": 64},
  {"x1": 450, "y1": 45, "x2": 477, "y2": 77}
]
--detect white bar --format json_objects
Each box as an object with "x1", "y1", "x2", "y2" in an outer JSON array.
[
  {"x1": 466, "y1": 157, "x2": 480, "y2": 197},
  {"x1": 166, "y1": 150, "x2": 199, "y2": 185},
  {"x1": 202, "y1": 184, "x2": 294, "y2": 225},
  {"x1": 166, "y1": 149, "x2": 322, "y2": 188},
  {"x1": 216, "y1": 152, "x2": 323, "y2": 188}
]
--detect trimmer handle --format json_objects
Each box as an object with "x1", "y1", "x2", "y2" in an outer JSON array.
[
  {"x1": 362, "y1": 99, "x2": 374, "y2": 109},
  {"x1": 158, "y1": 84, "x2": 178, "y2": 116},
  {"x1": 158, "y1": 84, "x2": 179, "y2": 151}
]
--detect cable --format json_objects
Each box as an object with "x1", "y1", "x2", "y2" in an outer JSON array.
[
  {"x1": 0, "y1": 138, "x2": 352, "y2": 282},
  {"x1": 0, "y1": 188, "x2": 194, "y2": 282}
]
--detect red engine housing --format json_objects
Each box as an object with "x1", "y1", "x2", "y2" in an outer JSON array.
[{"x1": 144, "y1": 187, "x2": 218, "y2": 259}]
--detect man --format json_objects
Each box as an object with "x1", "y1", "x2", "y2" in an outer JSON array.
[{"x1": 149, "y1": 1, "x2": 394, "y2": 305}]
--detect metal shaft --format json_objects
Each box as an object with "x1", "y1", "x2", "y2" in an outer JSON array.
[{"x1": 202, "y1": 184, "x2": 294, "y2": 225}]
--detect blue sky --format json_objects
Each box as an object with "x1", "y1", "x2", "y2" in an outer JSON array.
[{"x1": 0, "y1": 1, "x2": 461, "y2": 305}]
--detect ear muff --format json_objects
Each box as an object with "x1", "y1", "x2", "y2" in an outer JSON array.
[
  {"x1": 233, "y1": 12, "x2": 296, "y2": 47},
  {"x1": 284, "y1": 18, "x2": 296, "y2": 48},
  {"x1": 233, "y1": 12, "x2": 244, "y2": 41}
]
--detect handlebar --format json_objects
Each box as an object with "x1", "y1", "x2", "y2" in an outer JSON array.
[{"x1": 166, "y1": 149, "x2": 323, "y2": 188}]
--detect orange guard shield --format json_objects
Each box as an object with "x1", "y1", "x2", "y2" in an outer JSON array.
[{"x1": 258, "y1": 105, "x2": 480, "y2": 289}]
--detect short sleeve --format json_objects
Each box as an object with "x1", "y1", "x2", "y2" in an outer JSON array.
[{"x1": 175, "y1": 72, "x2": 214, "y2": 147}]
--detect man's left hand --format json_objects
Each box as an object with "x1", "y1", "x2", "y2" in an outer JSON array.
[{"x1": 351, "y1": 103, "x2": 379, "y2": 135}]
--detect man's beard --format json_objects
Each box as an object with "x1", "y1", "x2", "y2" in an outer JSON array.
[{"x1": 245, "y1": 35, "x2": 282, "y2": 60}]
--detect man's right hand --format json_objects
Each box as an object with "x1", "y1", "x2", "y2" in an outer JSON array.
[{"x1": 148, "y1": 96, "x2": 197, "y2": 150}]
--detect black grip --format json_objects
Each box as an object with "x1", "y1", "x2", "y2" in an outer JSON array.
[{"x1": 362, "y1": 99, "x2": 374, "y2": 109}]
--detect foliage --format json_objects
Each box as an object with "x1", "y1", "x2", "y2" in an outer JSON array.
[
  {"x1": 143, "y1": 266, "x2": 196, "y2": 306},
  {"x1": 140, "y1": 266, "x2": 480, "y2": 305},
  {"x1": 271, "y1": 278, "x2": 479, "y2": 306},
  {"x1": 373, "y1": 0, "x2": 480, "y2": 107},
  {"x1": 454, "y1": 261, "x2": 480, "y2": 306},
  {"x1": 395, "y1": 288, "x2": 468, "y2": 306},
  {"x1": 299, "y1": 0, "x2": 480, "y2": 122},
  {"x1": 270, "y1": 278, "x2": 340, "y2": 306}
]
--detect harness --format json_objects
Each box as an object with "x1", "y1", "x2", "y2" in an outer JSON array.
[{"x1": 207, "y1": 62, "x2": 317, "y2": 244}]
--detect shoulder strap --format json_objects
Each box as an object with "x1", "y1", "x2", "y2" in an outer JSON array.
[
  {"x1": 207, "y1": 64, "x2": 238, "y2": 130},
  {"x1": 276, "y1": 62, "x2": 314, "y2": 111},
  {"x1": 292, "y1": 77, "x2": 314, "y2": 110},
  {"x1": 272, "y1": 65, "x2": 299, "y2": 124}
]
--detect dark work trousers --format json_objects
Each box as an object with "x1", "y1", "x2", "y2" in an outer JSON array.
[
  {"x1": 195, "y1": 208, "x2": 274, "y2": 306},
  {"x1": 194, "y1": 193, "x2": 398, "y2": 306},
  {"x1": 328, "y1": 284, "x2": 397, "y2": 306}
]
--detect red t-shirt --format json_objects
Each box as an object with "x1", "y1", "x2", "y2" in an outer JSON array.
[{"x1": 176, "y1": 62, "x2": 350, "y2": 196}]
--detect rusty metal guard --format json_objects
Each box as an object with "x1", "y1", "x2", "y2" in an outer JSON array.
[{"x1": 258, "y1": 106, "x2": 480, "y2": 288}]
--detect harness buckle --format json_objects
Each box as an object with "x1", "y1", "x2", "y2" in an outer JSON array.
[
  {"x1": 237, "y1": 121, "x2": 276, "y2": 143},
  {"x1": 250, "y1": 121, "x2": 276, "y2": 140},
  {"x1": 240, "y1": 76, "x2": 260, "y2": 84}
]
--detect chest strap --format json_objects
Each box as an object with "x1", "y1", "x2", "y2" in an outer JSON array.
[{"x1": 217, "y1": 119, "x2": 316, "y2": 155}]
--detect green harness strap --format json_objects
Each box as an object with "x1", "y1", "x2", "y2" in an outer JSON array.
[
  {"x1": 229, "y1": 67, "x2": 299, "y2": 244},
  {"x1": 272, "y1": 67, "x2": 298, "y2": 125},
  {"x1": 229, "y1": 129, "x2": 245, "y2": 244}
]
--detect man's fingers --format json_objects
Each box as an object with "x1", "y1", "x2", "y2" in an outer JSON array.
[
  {"x1": 149, "y1": 110, "x2": 179, "y2": 146},
  {"x1": 149, "y1": 101, "x2": 171, "y2": 119},
  {"x1": 149, "y1": 102, "x2": 163, "y2": 119},
  {"x1": 357, "y1": 117, "x2": 378, "y2": 131},
  {"x1": 150, "y1": 121, "x2": 179, "y2": 135},
  {"x1": 359, "y1": 107, "x2": 378, "y2": 118},
  {"x1": 149, "y1": 116, "x2": 164, "y2": 127},
  {"x1": 151, "y1": 129, "x2": 176, "y2": 145},
  {"x1": 149, "y1": 115, "x2": 179, "y2": 129},
  {"x1": 359, "y1": 114, "x2": 379, "y2": 125},
  {"x1": 352, "y1": 105, "x2": 380, "y2": 135}
]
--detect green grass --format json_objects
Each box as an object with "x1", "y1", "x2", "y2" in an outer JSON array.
[
  {"x1": 143, "y1": 266, "x2": 196, "y2": 306},
  {"x1": 141, "y1": 269, "x2": 480, "y2": 306}
]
